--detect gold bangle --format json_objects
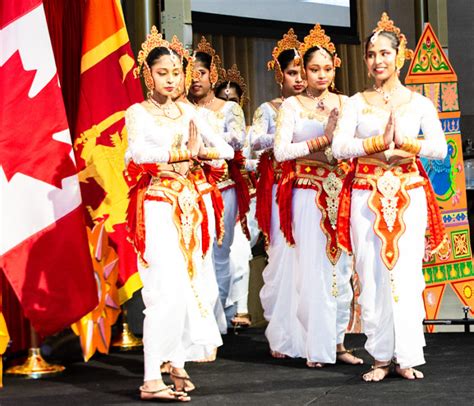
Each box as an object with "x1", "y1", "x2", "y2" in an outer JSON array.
[
  {"x1": 400, "y1": 137, "x2": 421, "y2": 154},
  {"x1": 363, "y1": 134, "x2": 387, "y2": 154},
  {"x1": 307, "y1": 135, "x2": 330, "y2": 153},
  {"x1": 204, "y1": 147, "x2": 220, "y2": 160},
  {"x1": 169, "y1": 148, "x2": 191, "y2": 163}
]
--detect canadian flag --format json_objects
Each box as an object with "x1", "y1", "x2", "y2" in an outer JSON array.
[{"x1": 0, "y1": 0, "x2": 98, "y2": 336}]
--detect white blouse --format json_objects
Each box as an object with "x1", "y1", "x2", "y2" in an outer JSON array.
[
  {"x1": 194, "y1": 101, "x2": 246, "y2": 151},
  {"x1": 125, "y1": 101, "x2": 234, "y2": 165},
  {"x1": 274, "y1": 95, "x2": 348, "y2": 162},
  {"x1": 332, "y1": 91, "x2": 447, "y2": 160},
  {"x1": 249, "y1": 102, "x2": 279, "y2": 151}
]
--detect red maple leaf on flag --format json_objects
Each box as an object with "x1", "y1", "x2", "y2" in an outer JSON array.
[{"x1": 0, "y1": 51, "x2": 76, "y2": 188}]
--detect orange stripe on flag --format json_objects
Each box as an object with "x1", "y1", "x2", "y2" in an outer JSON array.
[{"x1": 81, "y1": 0, "x2": 128, "y2": 73}]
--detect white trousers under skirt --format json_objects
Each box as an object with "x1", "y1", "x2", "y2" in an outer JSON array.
[
  {"x1": 351, "y1": 187, "x2": 427, "y2": 369},
  {"x1": 139, "y1": 200, "x2": 222, "y2": 382},
  {"x1": 264, "y1": 188, "x2": 353, "y2": 363}
]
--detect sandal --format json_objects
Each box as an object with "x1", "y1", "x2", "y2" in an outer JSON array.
[
  {"x1": 336, "y1": 349, "x2": 364, "y2": 365},
  {"x1": 362, "y1": 362, "x2": 392, "y2": 382},
  {"x1": 170, "y1": 368, "x2": 196, "y2": 393},
  {"x1": 394, "y1": 364, "x2": 424, "y2": 380},
  {"x1": 139, "y1": 384, "x2": 190, "y2": 402},
  {"x1": 231, "y1": 313, "x2": 252, "y2": 328}
]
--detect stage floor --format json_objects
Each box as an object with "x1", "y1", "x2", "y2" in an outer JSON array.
[{"x1": 1, "y1": 329, "x2": 473, "y2": 405}]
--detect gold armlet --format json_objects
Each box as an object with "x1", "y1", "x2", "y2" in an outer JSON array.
[
  {"x1": 363, "y1": 134, "x2": 388, "y2": 155},
  {"x1": 201, "y1": 147, "x2": 220, "y2": 160},
  {"x1": 399, "y1": 137, "x2": 421, "y2": 155},
  {"x1": 169, "y1": 148, "x2": 191, "y2": 163},
  {"x1": 307, "y1": 135, "x2": 330, "y2": 153}
]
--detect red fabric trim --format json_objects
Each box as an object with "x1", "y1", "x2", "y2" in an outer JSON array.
[
  {"x1": 255, "y1": 151, "x2": 274, "y2": 248},
  {"x1": 202, "y1": 164, "x2": 225, "y2": 245},
  {"x1": 337, "y1": 160, "x2": 356, "y2": 254},
  {"x1": 227, "y1": 150, "x2": 251, "y2": 240},
  {"x1": 277, "y1": 160, "x2": 296, "y2": 245}
]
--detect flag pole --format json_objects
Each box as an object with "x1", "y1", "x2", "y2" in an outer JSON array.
[
  {"x1": 111, "y1": 307, "x2": 142, "y2": 351},
  {"x1": 5, "y1": 327, "x2": 65, "y2": 378}
]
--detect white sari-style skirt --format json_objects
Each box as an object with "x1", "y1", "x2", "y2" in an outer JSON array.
[
  {"x1": 139, "y1": 199, "x2": 222, "y2": 381},
  {"x1": 263, "y1": 188, "x2": 353, "y2": 363},
  {"x1": 350, "y1": 187, "x2": 427, "y2": 368}
]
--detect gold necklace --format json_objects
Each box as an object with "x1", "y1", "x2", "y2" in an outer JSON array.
[
  {"x1": 373, "y1": 84, "x2": 401, "y2": 104},
  {"x1": 194, "y1": 95, "x2": 215, "y2": 108},
  {"x1": 148, "y1": 97, "x2": 177, "y2": 118},
  {"x1": 306, "y1": 88, "x2": 329, "y2": 110}
]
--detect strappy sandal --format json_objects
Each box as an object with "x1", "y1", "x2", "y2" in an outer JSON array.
[
  {"x1": 336, "y1": 349, "x2": 364, "y2": 365},
  {"x1": 139, "y1": 384, "x2": 190, "y2": 402},
  {"x1": 231, "y1": 313, "x2": 252, "y2": 328},
  {"x1": 362, "y1": 362, "x2": 392, "y2": 382},
  {"x1": 170, "y1": 368, "x2": 196, "y2": 393},
  {"x1": 394, "y1": 364, "x2": 424, "y2": 380}
]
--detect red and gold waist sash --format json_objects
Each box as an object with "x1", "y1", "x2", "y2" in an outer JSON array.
[
  {"x1": 338, "y1": 157, "x2": 446, "y2": 270},
  {"x1": 126, "y1": 162, "x2": 208, "y2": 278},
  {"x1": 190, "y1": 164, "x2": 224, "y2": 246},
  {"x1": 255, "y1": 150, "x2": 283, "y2": 248},
  {"x1": 277, "y1": 158, "x2": 349, "y2": 265}
]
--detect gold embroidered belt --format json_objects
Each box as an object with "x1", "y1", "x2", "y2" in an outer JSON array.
[
  {"x1": 294, "y1": 159, "x2": 350, "y2": 265},
  {"x1": 353, "y1": 157, "x2": 425, "y2": 270}
]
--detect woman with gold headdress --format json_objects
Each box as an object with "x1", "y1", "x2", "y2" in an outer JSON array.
[
  {"x1": 214, "y1": 64, "x2": 256, "y2": 328},
  {"x1": 332, "y1": 13, "x2": 447, "y2": 381},
  {"x1": 250, "y1": 29, "x2": 305, "y2": 356},
  {"x1": 125, "y1": 27, "x2": 234, "y2": 400},
  {"x1": 272, "y1": 24, "x2": 362, "y2": 367},
  {"x1": 188, "y1": 38, "x2": 249, "y2": 329}
]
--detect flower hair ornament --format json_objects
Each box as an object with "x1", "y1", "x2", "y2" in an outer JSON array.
[
  {"x1": 299, "y1": 23, "x2": 342, "y2": 72},
  {"x1": 194, "y1": 36, "x2": 222, "y2": 87},
  {"x1": 217, "y1": 64, "x2": 249, "y2": 107},
  {"x1": 133, "y1": 26, "x2": 181, "y2": 95},
  {"x1": 371, "y1": 12, "x2": 414, "y2": 71},
  {"x1": 267, "y1": 28, "x2": 301, "y2": 85},
  {"x1": 169, "y1": 35, "x2": 194, "y2": 94}
]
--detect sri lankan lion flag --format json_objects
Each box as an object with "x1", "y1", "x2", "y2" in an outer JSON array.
[{"x1": 72, "y1": 0, "x2": 144, "y2": 361}]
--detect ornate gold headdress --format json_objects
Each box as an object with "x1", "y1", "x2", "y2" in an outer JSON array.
[
  {"x1": 267, "y1": 28, "x2": 301, "y2": 85},
  {"x1": 169, "y1": 35, "x2": 194, "y2": 93},
  {"x1": 133, "y1": 26, "x2": 173, "y2": 92},
  {"x1": 195, "y1": 37, "x2": 222, "y2": 86},
  {"x1": 299, "y1": 24, "x2": 341, "y2": 68},
  {"x1": 371, "y1": 12, "x2": 414, "y2": 70},
  {"x1": 217, "y1": 64, "x2": 248, "y2": 107}
]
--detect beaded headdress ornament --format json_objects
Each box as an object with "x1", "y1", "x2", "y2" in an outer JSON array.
[
  {"x1": 267, "y1": 28, "x2": 301, "y2": 85},
  {"x1": 194, "y1": 37, "x2": 222, "y2": 86},
  {"x1": 169, "y1": 35, "x2": 194, "y2": 93},
  {"x1": 217, "y1": 64, "x2": 248, "y2": 107},
  {"x1": 133, "y1": 26, "x2": 180, "y2": 94},
  {"x1": 371, "y1": 12, "x2": 414, "y2": 71},
  {"x1": 299, "y1": 24, "x2": 341, "y2": 69}
]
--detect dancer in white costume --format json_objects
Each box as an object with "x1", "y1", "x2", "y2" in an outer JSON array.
[
  {"x1": 250, "y1": 29, "x2": 306, "y2": 357},
  {"x1": 216, "y1": 66, "x2": 256, "y2": 328},
  {"x1": 273, "y1": 24, "x2": 363, "y2": 367},
  {"x1": 188, "y1": 39, "x2": 250, "y2": 330},
  {"x1": 332, "y1": 13, "x2": 447, "y2": 381},
  {"x1": 125, "y1": 28, "x2": 233, "y2": 401}
]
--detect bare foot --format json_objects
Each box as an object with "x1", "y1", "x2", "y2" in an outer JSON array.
[
  {"x1": 362, "y1": 361, "x2": 392, "y2": 382},
  {"x1": 337, "y1": 350, "x2": 364, "y2": 365},
  {"x1": 194, "y1": 347, "x2": 217, "y2": 363},
  {"x1": 395, "y1": 365, "x2": 424, "y2": 380},
  {"x1": 231, "y1": 313, "x2": 252, "y2": 328},
  {"x1": 270, "y1": 350, "x2": 287, "y2": 359},
  {"x1": 140, "y1": 381, "x2": 190, "y2": 402},
  {"x1": 307, "y1": 361, "x2": 325, "y2": 368}
]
